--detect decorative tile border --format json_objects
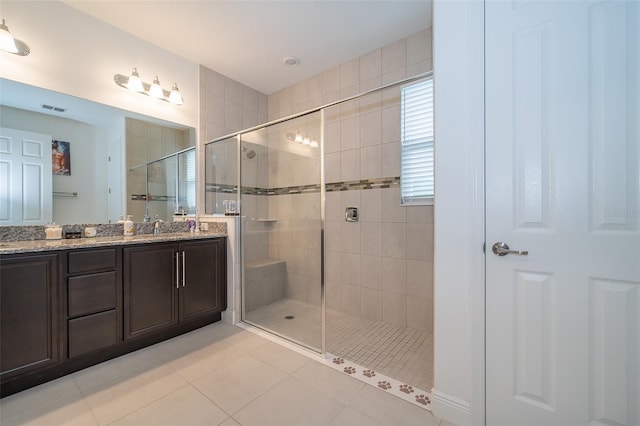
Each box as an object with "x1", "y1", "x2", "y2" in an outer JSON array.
[
  {"x1": 323, "y1": 353, "x2": 432, "y2": 411},
  {"x1": 205, "y1": 176, "x2": 401, "y2": 196}
]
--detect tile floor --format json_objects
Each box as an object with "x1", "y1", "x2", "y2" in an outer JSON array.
[
  {"x1": 245, "y1": 299, "x2": 433, "y2": 391},
  {"x1": 0, "y1": 322, "x2": 446, "y2": 426}
]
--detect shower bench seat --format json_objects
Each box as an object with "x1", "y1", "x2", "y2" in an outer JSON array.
[{"x1": 244, "y1": 258, "x2": 286, "y2": 312}]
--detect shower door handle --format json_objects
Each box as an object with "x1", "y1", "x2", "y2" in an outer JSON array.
[{"x1": 492, "y1": 242, "x2": 528, "y2": 256}]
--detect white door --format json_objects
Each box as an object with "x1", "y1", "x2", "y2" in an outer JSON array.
[
  {"x1": 0, "y1": 127, "x2": 53, "y2": 225},
  {"x1": 108, "y1": 138, "x2": 123, "y2": 223},
  {"x1": 486, "y1": 1, "x2": 640, "y2": 425}
]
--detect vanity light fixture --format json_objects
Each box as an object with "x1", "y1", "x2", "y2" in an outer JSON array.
[
  {"x1": 286, "y1": 132, "x2": 318, "y2": 148},
  {"x1": 114, "y1": 68, "x2": 184, "y2": 105},
  {"x1": 0, "y1": 18, "x2": 30, "y2": 56}
]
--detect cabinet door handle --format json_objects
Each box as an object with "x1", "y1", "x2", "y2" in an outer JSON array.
[
  {"x1": 175, "y1": 252, "x2": 180, "y2": 289},
  {"x1": 182, "y1": 251, "x2": 186, "y2": 287}
]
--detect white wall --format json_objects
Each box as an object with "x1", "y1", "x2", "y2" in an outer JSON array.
[
  {"x1": 432, "y1": 1, "x2": 485, "y2": 425},
  {"x1": 0, "y1": 105, "x2": 110, "y2": 224},
  {"x1": 0, "y1": 1, "x2": 199, "y2": 130}
]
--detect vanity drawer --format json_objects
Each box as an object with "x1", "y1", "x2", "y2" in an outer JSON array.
[
  {"x1": 68, "y1": 271, "x2": 117, "y2": 317},
  {"x1": 68, "y1": 248, "x2": 117, "y2": 274},
  {"x1": 68, "y1": 310, "x2": 118, "y2": 358}
]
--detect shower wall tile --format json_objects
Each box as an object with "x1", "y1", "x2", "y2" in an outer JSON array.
[
  {"x1": 382, "y1": 257, "x2": 407, "y2": 295},
  {"x1": 360, "y1": 223, "x2": 382, "y2": 256},
  {"x1": 406, "y1": 223, "x2": 433, "y2": 262},
  {"x1": 407, "y1": 29, "x2": 432, "y2": 66},
  {"x1": 340, "y1": 221, "x2": 361, "y2": 254},
  {"x1": 225, "y1": 78, "x2": 243, "y2": 104},
  {"x1": 382, "y1": 291, "x2": 406, "y2": 327},
  {"x1": 360, "y1": 48, "x2": 382, "y2": 82},
  {"x1": 360, "y1": 110, "x2": 382, "y2": 148},
  {"x1": 406, "y1": 296, "x2": 432, "y2": 332},
  {"x1": 325, "y1": 152, "x2": 341, "y2": 182},
  {"x1": 361, "y1": 288, "x2": 383, "y2": 321},
  {"x1": 407, "y1": 60, "x2": 433, "y2": 79},
  {"x1": 407, "y1": 260, "x2": 433, "y2": 300},
  {"x1": 341, "y1": 284, "x2": 361, "y2": 317},
  {"x1": 382, "y1": 39, "x2": 406, "y2": 75},
  {"x1": 340, "y1": 149, "x2": 360, "y2": 181},
  {"x1": 381, "y1": 187, "x2": 406, "y2": 223},
  {"x1": 322, "y1": 67, "x2": 340, "y2": 95},
  {"x1": 360, "y1": 255, "x2": 382, "y2": 290},
  {"x1": 381, "y1": 141, "x2": 401, "y2": 177},
  {"x1": 382, "y1": 223, "x2": 406, "y2": 258},
  {"x1": 340, "y1": 116, "x2": 360, "y2": 151},
  {"x1": 340, "y1": 59, "x2": 360, "y2": 89},
  {"x1": 361, "y1": 145, "x2": 382, "y2": 180},
  {"x1": 341, "y1": 253, "x2": 361, "y2": 286},
  {"x1": 259, "y1": 28, "x2": 433, "y2": 328}
]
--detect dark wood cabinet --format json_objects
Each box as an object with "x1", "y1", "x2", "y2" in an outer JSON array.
[
  {"x1": 123, "y1": 243, "x2": 179, "y2": 340},
  {"x1": 1, "y1": 236, "x2": 226, "y2": 397},
  {"x1": 124, "y1": 239, "x2": 226, "y2": 340},
  {"x1": 65, "y1": 248, "x2": 121, "y2": 359},
  {"x1": 180, "y1": 239, "x2": 226, "y2": 322},
  {"x1": 0, "y1": 253, "x2": 61, "y2": 381}
]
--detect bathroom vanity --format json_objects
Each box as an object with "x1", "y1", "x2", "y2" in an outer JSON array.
[{"x1": 0, "y1": 233, "x2": 226, "y2": 397}]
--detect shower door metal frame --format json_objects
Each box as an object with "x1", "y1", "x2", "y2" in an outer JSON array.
[{"x1": 204, "y1": 71, "x2": 432, "y2": 357}]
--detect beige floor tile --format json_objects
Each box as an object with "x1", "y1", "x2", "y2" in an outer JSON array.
[
  {"x1": 81, "y1": 364, "x2": 188, "y2": 425},
  {"x1": 72, "y1": 346, "x2": 163, "y2": 392},
  {"x1": 292, "y1": 361, "x2": 365, "y2": 403},
  {"x1": 439, "y1": 420, "x2": 457, "y2": 426},
  {"x1": 233, "y1": 376, "x2": 344, "y2": 426},
  {"x1": 329, "y1": 406, "x2": 384, "y2": 426},
  {"x1": 0, "y1": 394, "x2": 97, "y2": 426},
  {"x1": 250, "y1": 341, "x2": 311, "y2": 374},
  {"x1": 162, "y1": 340, "x2": 239, "y2": 383},
  {"x1": 148, "y1": 322, "x2": 244, "y2": 359},
  {"x1": 192, "y1": 355, "x2": 286, "y2": 415},
  {"x1": 219, "y1": 418, "x2": 242, "y2": 426},
  {"x1": 348, "y1": 385, "x2": 438, "y2": 426},
  {"x1": 111, "y1": 385, "x2": 228, "y2": 426},
  {"x1": 0, "y1": 376, "x2": 80, "y2": 424}
]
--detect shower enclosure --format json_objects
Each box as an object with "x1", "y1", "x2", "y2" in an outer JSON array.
[{"x1": 205, "y1": 72, "x2": 432, "y2": 392}]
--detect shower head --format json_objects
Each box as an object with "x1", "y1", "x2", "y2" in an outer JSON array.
[{"x1": 242, "y1": 146, "x2": 256, "y2": 159}]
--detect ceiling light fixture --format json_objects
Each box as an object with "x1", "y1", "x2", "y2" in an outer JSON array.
[
  {"x1": 0, "y1": 18, "x2": 30, "y2": 56},
  {"x1": 286, "y1": 132, "x2": 318, "y2": 148},
  {"x1": 283, "y1": 56, "x2": 300, "y2": 66},
  {"x1": 114, "y1": 68, "x2": 184, "y2": 105}
]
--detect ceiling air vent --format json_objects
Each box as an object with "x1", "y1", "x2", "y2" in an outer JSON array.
[{"x1": 41, "y1": 104, "x2": 66, "y2": 113}]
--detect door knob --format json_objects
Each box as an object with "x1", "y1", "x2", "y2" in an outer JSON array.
[{"x1": 492, "y1": 242, "x2": 528, "y2": 256}]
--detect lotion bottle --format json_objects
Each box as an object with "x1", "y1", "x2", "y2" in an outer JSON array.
[{"x1": 123, "y1": 215, "x2": 134, "y2": 236}]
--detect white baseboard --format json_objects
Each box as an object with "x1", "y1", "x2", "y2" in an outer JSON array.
[{"x1": 431, "y1": 388, "x2": 472, "y2": 426}]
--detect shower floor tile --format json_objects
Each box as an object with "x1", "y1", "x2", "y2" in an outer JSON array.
[{"x1": 244, "y1": 298, "x2": 433, "y2": 393}]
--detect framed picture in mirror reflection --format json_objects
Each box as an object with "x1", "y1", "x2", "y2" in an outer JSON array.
[{"x1": 52, "y1": 140, "x2": 71, "y2": 176}]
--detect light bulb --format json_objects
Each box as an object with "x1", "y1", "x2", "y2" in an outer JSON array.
[
  {"x1": 169, "y1": 83, "x2": 183, "y2": 105},
  {"x1": 127, "y1": 68, "x2": 144, "y2": 92},
  {"x1": 0, "y1": 19, "x2": 18, "y2": 54},
  {"x1": 303, "y1": 137, "x2": 311, "y2": 146},
  {"x1": 310, "y1": 140, "x2": 319, "y2": 148},
  {"x1": 149, "y1": 76, "x2": 164, "y2": 99},
  {"x1": 294, "y1": 133, "x2": 304, "y2": 144}
]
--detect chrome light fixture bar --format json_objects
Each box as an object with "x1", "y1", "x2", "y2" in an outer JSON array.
[
  {"x1": 114, "y1": 68, "x2": 183, "y2": 105},
  {"x1": 0, "y1": 18, "x2": 30, "y2": 56}
]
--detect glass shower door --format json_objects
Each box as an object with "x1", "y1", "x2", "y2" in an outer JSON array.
[{"x1": 241, "y1": 112, "x2": 323, "y2": 352}]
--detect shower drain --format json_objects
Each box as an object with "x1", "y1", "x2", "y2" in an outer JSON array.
[{"x1": 284, "y1": 315, "x2": 295, "y2": 320}]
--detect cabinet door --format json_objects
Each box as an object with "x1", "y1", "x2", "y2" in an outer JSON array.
[
  {"x1": 179, "y1": 239, "x2": 226, "y2": 322},
  {"x1": 123, "y1": 243, "x2": 178, "y2": 340},
  {"x1": 0, "y1": 253, "x2": 60, "y2": 380}
]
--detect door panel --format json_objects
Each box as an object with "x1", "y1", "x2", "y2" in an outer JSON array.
[
  {"x1": 486, "y1": 1, "x2": 640, "y2": 425},
  {"x1": 0, "y1": 127, "x2": 52, "y2": 225}
]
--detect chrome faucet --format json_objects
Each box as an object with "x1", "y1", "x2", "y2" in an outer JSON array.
[{"x1": 154, "y1": 215, "x2": 161, "y2": 235}]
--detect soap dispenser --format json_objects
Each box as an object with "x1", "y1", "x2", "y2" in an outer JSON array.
[{"x1": 123, "y1": 215, "x2": 134, "y2": 236}]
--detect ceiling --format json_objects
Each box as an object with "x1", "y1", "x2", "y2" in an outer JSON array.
[{"x1": 61, "y1": 0, "x2": 432, "y2": 95}]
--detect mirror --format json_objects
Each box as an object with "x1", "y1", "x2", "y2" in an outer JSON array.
[{"x1": 0, "y1": 78, "x2": 196, "y2": 226}]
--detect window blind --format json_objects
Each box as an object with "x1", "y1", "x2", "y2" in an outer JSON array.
[{"x1": 400, "y1": 78, "x2": 434, "y2": 204}]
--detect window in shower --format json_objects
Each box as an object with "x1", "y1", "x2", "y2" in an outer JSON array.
[{"x1": 400, "y1": 77, "x2": 434, "y2": 205}]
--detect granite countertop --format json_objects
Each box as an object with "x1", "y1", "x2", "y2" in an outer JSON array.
[{"x1": 0, "y1": 232, "x2": 227, "y2": 255}]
